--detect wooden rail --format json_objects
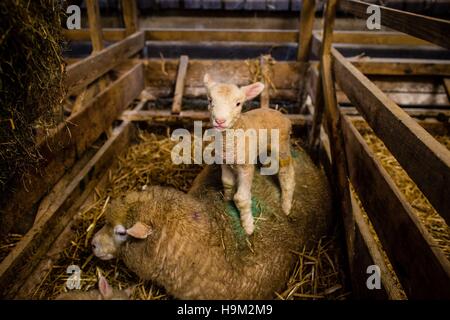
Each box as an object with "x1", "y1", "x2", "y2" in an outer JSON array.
[
  {"x1": 119, "y1": 110, "x2": 311, "y2": 126},
  {"x1": 306, "y1": 0, "x2": 450, "y2": 299},
  {"x1": 342, "y1": 116, "x2": 450, "y2": 299},
  {"x1": 0, "y1": 97, "x2": 145, "y2": 297},
  {"x1": 171, "y1": 55, "x2": 189, "y2": 114},
  {"x1": 340, "y1": 0, "x2": 450, "y2": 50},
  {"x1": 333, "y1": 48, "x2": 450, "y2": 226},
  {"x1": 65, "y1": 31, "x2": 144, "y2": 96},
  {"x1": 64, "y1": 28, "x2": 438, "y2": 47}
]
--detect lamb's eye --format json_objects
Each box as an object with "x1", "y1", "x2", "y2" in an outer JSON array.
[
  {"x1": 236, "y1": 102, "x2": 241, "y2": 107},
  {"x1": 116, "y1": 230, "x2": 127, "y2": 236}
]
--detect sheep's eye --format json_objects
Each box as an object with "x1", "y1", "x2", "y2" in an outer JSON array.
[
  {"x1": 116, "y1": 230, "x2": 127, "y2": 236},
  {"x1": 236, "y1": 102, "x2": 241, "y2": 107}
]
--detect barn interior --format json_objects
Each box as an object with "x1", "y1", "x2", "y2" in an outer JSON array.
[{"x1": 0, "y1": 0, "x2": 449, "y2": 300}]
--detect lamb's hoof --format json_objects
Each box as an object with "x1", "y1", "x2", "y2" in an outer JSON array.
[
  {"x1": 242, "y1": 219, "x2": 255, "y2": 235},
  {"x1": 282, "y1": 201, "x2": 292, "y2": 216}
]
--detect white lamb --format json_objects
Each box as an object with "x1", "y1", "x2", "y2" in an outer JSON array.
[{"x1": 204, "y1": 73, "x2": 295, "y2": 235}]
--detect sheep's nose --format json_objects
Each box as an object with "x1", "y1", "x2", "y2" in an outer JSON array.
[{"x1": 215, "y1": 118, "x2": 226, "y2": 124}]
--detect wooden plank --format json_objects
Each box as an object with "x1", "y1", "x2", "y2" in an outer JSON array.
[
  {"x1": 333, "y1": 47, "x2": 450, "y2": 226},
  {"x1": 119, "y1": 109, "x2": 311, "y2": 125},
  {"x1": 311, "y1": 34, "x2": 450, "y2": 76},
  {"x1": 350, "y1": 191, "x2": 405, "y2": 300},
  {"x1": 86, "y1": 0, "x2": 104, "y2": 52},
  {"x1": 297, "y1": 0, "x2": 316, "y2": 61},
  {"x1": 0, "y1": 62, "x2": 144, "y2": 236},
  {"x1": 63, "y1": 28, "x2": 436, "y2": 47},
  {"x1": 342, "y1": 107, "x2": 450, "y2": 119},
  {"x1": 340, "y1": 0, "x2": 450, "y2": 50},
  {"x1": 122, "y1": 0, "x2": 139, "y2": 36},
  {"x1": 171, "y1": 55, "x2": 189, "y2": 114},
  {"x1": 0, "y1": 117, "x2": 137, "y2": 298},
  {"x1": 342, "y1": 115, "x2": 450, "y2": 299},
  {"x1": 259, "y1": 55, "x2": 270, "y2": 109},
  {"x1": 145, "y1": 28, "x2": 297, "y2": 42},
  {"x1": 318, "y1": 30, "x2": 433, "y2": 46},
  {"x1": 65, "y1": 31, "x2": 144, "y2": 96},
  {"x1": 63, "y1": 28, "x2": 126, "y2": 41},
  {"x1": 351, "y1": 59, "x2": 450, "y2": 77}
]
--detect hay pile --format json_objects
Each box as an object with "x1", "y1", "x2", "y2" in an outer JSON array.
[
  {"x1": 31, "y1": 130, "x2": 347, "y2": 300},
  {"x1": 354, "y1": 121, "x2": 450, "y2": 259},
  {"x1": 0, "y1": 0, "x2": 65, "y2": 188}
]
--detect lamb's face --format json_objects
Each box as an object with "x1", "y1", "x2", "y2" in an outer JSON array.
[
  {"x1": 204, "y1": 74, "x2": 264, "y2": 131},
  {"x1": 92, "y1": 221, "x2": 152, "y2": 260}
]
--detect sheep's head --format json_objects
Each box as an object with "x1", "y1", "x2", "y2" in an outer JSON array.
[
  {"x1": 204, "y1": 73, "x2": 264, "y2": 131},
  {"x1": 91, "y1": 193, "x2": 153, "y2": 261}
]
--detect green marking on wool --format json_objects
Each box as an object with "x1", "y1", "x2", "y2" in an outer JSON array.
[{"x1": 225, "y1": 197, "x2": 265, "y2": 237}]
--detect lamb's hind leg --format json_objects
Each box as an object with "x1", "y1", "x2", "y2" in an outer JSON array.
[
  {"x1": 278, "y1": 146, "x2": 295, "y2": 215},
  {"x1": 234, "y1": 164, "x2": 255, "y2": 235},
  {"x1": 221, "y1": 164, "x2": 236, "y2": 201}
]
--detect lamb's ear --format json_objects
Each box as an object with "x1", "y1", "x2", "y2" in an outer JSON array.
[
  {"x1": 203, "y1": 73, "x2": 216, "y2": 89},
  {"x1": 98, "y1": 275, "x2": 113, "y2": 299},
  {"x1": 241, "y1": 82, "x2": 265, "y2": 100},
  {"x1": 126, "y1": 222, "x2": 152, "y2": 239}
]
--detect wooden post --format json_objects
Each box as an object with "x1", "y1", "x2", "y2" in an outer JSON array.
[
  {"x1": 297, "y1": 0, "x2": 316, "y2": 113},
  {"x1": 171, "y1": 55, "x2": 189, "y2": 114},
  {"x1": 73, "y1": 0, "x2": 106, "y2": 115},
  {"x1": 86, "y1": 0, "x2": 104, "y2": 52},
  {"x1": 122, "y1": 0, "x2": 139, "y2": 36},
  {"x1": 260, "y1": 55, "x2": 270, "y2": 109},
  {"x1": 317, "y1": 0, "x2": 356, "y2": 291},
  {"x1": 297, "y1": 0, "x2": 316, "y2": 62}
]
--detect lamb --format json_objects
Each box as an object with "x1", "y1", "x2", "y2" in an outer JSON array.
[
  {"x1": 55, "y1": 275, "x2": 133, "y2": 300},
  {"x1": 203, "y1": 73, "x2": 295, "y2": 235},
  {"x1": 91, "y1": 151, "x2": 332, "y2": 300}
]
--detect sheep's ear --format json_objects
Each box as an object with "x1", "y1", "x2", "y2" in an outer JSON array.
[
  {"x1": 241, "y1": 82, "x2": 265, "y2": 100},
  {"x1": 124, "y1": 285, "x2": 136, "y2": 298},
  {"x1": 126, "y1": 222, "x2": 152, "y2": 239},
  {"x1": 98, "y1": 275, "x2": 113, "y2": 299},
  {"x1": 203, "y1": 73, "x2": 216, "y2": 89}
]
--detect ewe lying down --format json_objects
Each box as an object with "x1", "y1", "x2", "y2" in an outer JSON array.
[{"x1": 92, "y1": 150, "x2": 332, "y2": 299}]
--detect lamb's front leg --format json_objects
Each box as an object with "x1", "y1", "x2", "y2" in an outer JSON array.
[
  {"x1": 233, "y1": 164, "x2": 255, "y2": 235},
  {"x1": 221, "y1": 164, "x2": 236, "y2": 201}
]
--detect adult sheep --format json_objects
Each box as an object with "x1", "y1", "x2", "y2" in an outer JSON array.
[{"x1": 92, "y1": 148, "x2": 333, "y2": 299}]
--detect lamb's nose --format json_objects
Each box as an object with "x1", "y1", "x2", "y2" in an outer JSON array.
[{"x1": 215, "y1": 118, "x2": 226, "y2": 124}]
